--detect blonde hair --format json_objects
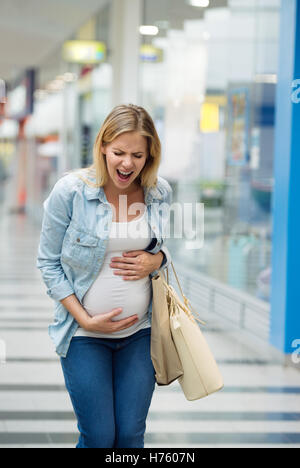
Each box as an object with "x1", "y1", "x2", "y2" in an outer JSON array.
[{"x1": 68, "y1": 104, "x2": 161, "y2": 189}]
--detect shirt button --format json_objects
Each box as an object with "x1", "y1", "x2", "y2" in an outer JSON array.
[{"x1": 76, "y1": 238, "x2": 80, "y2": 243}]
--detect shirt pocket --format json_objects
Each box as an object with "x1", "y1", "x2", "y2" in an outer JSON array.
[{"x1": 61, "y1": 227, "x2": 99, "y2": 270}]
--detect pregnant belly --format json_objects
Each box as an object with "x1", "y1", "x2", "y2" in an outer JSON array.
[{"x1": 82, "y1": 275, "x2": 152, "y2": 321}]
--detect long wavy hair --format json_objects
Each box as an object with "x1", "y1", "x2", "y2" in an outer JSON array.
[{"x1": 68, "y1": 104, "x2": 162, "y2": 189}]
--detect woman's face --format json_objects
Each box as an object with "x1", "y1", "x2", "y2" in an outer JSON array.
[{"x1": 102, "y1": 131, "x2": 148, "y2": 193}]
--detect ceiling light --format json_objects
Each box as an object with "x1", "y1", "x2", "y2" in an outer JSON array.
[
  {"x1": 139, "y1": 25, "x2": 159, "y2": 36},
  {"x1": 188, "y1": 0, "x2": 210, "y2": 7}
]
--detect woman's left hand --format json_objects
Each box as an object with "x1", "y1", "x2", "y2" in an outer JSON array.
[{"x1": 109, "y1": 250, "x2": 164, "y2": 280}]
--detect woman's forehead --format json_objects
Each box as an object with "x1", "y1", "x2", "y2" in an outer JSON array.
[{"x1": 111, "y1": 131, "x2": 147, "y2": 151}]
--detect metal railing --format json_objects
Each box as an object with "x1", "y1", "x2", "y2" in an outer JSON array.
[{"x1": 167, "y1": 262, "x2": 270, "y2": 342}]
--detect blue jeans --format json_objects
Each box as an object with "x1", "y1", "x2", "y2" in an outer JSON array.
[{"x1": 60, "y1": 327, "x2": 156, "y2": 448}]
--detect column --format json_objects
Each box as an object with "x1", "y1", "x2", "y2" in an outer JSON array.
[
  {"x1": 270, "y1": 0, "x2": 300, "y2": 356},
  {"x1": 109, "y1": 0, "x2": 142, "y2": 106}
]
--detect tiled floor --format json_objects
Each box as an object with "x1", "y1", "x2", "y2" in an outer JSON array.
[{"x1": 0, "y1": 205, "x2": 300, "y2": 448}]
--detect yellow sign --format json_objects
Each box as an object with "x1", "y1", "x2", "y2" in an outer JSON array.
[
  {"x1": 62, "y1": 41, "x2": 106, "y2": 64},
  {"x1": 140, "y1": 45, "x2": 163, "y2": 63},
  {"x1": 200, "y1": 102, "x2": 220, "y2": 133}
]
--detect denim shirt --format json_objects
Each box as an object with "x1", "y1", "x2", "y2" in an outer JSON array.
[{"x1": 36, "y1": 171, "x2": 172, "y2": 357}]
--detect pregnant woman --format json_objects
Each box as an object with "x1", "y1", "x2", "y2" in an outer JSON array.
[{"x1": 36, "y1": 104, "x2": 172, "y2": 448}]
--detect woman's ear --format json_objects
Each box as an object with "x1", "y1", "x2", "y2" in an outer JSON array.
[{"x1": 101, "y1": 143, "x2": 106, "y2": 155}]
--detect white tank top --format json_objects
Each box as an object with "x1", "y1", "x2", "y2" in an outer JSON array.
[{"x1": 74, "y1": 208, "x2": 152, "y2": 339}]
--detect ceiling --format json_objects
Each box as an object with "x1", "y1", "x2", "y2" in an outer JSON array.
[
  {"x1": 0, "y1": 0, "x2": 230, "y2": 86},
  {"x1": 144, "y1": 0, "x2": 228, "y2": 30},
  {"x1": 0, "y1": 0, "x2": 108, "y2": 83}
]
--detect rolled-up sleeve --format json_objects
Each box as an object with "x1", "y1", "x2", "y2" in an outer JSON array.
[
  {"x1": 150, "y1": 183, "x2": 173, "y2": 278},
  {"x1": 159, "y1": 244, "x2": 171, "y2": 270},
  {"x1": 36, "y1": 177, "x2": 75, "y2": 302}
]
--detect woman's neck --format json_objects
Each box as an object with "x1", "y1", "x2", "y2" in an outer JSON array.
[{"x1": 103, "y1": 180, "x2": 141, "y2": 200}]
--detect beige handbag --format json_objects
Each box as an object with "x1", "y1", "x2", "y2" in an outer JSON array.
[
  {"x1": 151, "y1": 271, "x2": 184, "y2": 385},
  {"x1": 153, "y1": 262, "x2": 224, "y2": 401}
]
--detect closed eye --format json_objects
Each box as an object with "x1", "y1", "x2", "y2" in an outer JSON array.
[{"x1": 113, "y1": 152, "x2": 143, "y2": 158}]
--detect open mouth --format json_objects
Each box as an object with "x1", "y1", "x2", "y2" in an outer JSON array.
[{"x1": 116, "y1": 169, "x2": 134, "y2": 182}]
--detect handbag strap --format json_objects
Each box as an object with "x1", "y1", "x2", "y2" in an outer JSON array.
[
  {"x1": 170, "y1": 261, "x2": 184, "y2": 297},
  {"x1": 161, "y1": 262, "x2": 206, "y2": 326},
  {"x1": 161, "y1": 262, "x2": 182, "y2": 294}
]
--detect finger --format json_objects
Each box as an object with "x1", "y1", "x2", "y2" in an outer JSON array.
[
  {"x1": 122, "y1": 275, "x2": 140, "y2": 281},
  {"x1": 111, "y1": 265, "x2": 135, "y2": 273},
  {"x1": 116, "y1": 314, "x2": 138, "y2": 324},
  {"x1": 113, "y1": 269, "x2": 138, "y2": 276},
  {"x1": 110, "y1": 257, "x2": 136, "y2": 265},
  {"x1": 114, "y1": 316, "x2": 139, "y2": 329},
  {"x1": 110, "y1": 262, "x2": 135, "y2": 269},
  {"x1": 107, "y1": 308, "x2": 123, "y2": 317},
  {"x1": 122, "y1": 250, "x2": 144, "y2": 257},
  {"x1": 119, "y1": 318, "x2": 139, "y2": 330}
]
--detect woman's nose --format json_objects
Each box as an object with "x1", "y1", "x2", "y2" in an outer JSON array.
[{"x1": 121, "y1": 156, "x2": 135, "y2": 168}]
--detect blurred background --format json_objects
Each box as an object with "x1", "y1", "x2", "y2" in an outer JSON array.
[{"x1": 0, "y1": 0, "x2": 299, "y2": 448}]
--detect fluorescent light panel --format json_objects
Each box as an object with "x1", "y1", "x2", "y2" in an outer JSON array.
[
  {"x1": 189, "y1": 0, "x2": 210, "y2": 7},
  {"x1": 139, "y1": 25, "x2": 159, "y2": 36}
]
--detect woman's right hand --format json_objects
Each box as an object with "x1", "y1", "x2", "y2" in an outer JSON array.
[{"x1": 83, "y1": 308, "x2": 139, "y2": 334}]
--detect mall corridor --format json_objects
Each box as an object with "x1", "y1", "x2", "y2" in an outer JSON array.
[
  {"x1": 0, "y1": 207, "x2": 300, "y2": 448},
  {"x1": 1, "y1": 0, "x2": 300, "y2": 450}
]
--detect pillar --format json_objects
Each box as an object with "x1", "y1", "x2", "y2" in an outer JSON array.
[
  {"x1": 109, "y1": 0, "x2": 142, "y2": 106},
  {"x1": 270, "y1": 0, "x2": 300, "y2": 356}
]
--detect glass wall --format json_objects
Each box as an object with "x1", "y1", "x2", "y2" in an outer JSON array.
[{"x1": 140, "y1": 0, "x2": 280, "y2": 302}]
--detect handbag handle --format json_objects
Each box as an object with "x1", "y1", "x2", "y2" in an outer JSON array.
[
  {"x1": 161, "y1": 261, "x2": 206, "y2": 326},
  {"x1": 162, "y1": 261, "x2": 187, "y2": 298},
  {"x1": 162, "y1": 262, "x2": 181, "y2": 292}
]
